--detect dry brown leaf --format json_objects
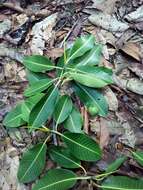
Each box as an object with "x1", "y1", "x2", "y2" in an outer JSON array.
[
  {"x1": 46, "y1": 48, "x2": 64, "y2": 59},
  {"x1": 103, "y1": 87, "x2": 118, "y2": 111},
  {"x1": 125, "y1": 5, "x2": 143, "y2": 22},
  {"x1": 128, "y1": 62, "x2": 143, "y2": 79},
  {"x1": 91, "y1": 0, "x2": 118, "y2": 14},
  {"x1": 30, "y1": 13, "x2": 57, "y2": 55},
  {"x1": 89, "y1": 11, "x2": 129, "y2": 33},
  {"x1": 121, "y1": 42, "x2": 141, "y2": 61},
  {"x1": 99, "y1": 118, "x2": 110, "y2": 149}
]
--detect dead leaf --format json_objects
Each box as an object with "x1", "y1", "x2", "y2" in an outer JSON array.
[
  {"x1": 30, "y1": 13, "x2": 57, "y2": 55},
  {"x1": 89, "y1": 11, "x2": 129, "y2": 33},
  {"x1": 128, "y1": 62, "x2": 143, "y2": 79},
  {"x1": 91, "y1": 0, "x2": 118, "y2": 14},
  {"x1": 99, "y1": 118, "x2": 110, "y2": 149},
  {"x1": 121, "y1": 42, "x2": 141, "y2": 61},
  {"x1": 103, "y1": 87, "x2": 118, "y2": 111},
  {"x1": 125, "y1": 5, "x2": 143, "y2": 22},
  {"x1": 46, "y1": 48, "x2": 64, "y2": 59},
  {"x1": 126, "y1": 78, "x2": 143, "y2": 95},
  {"x1": 116, "y1": 112, "x2": 136, "y2": 148},
  {"x1": 0, "y1": 19, "x2": 11, "y2": 38}
]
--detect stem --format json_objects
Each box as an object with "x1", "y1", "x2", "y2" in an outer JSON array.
[
  {"x1": 94, "y1": 170, "x2": 118, "y2": 181},
  {"x1": 75, "y1": 176, "x2": 92, "y2": 180}
]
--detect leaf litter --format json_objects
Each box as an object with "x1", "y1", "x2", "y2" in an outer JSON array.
[{"x1": 0, "y1": 0, "x2": 143, "y2": 189}]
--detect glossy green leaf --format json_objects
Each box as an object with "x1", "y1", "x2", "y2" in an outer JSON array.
[
  {"x1": 29, "y1": 86, "x2": 59, "y2": 130},
  {"x1": 21, "y1": 94, "x2": 44, "y2": 122},
  {"x1": 69, "y1": 66, "x2": 113, "y2": 88},
  {"x1": 66, "y1": 35, "x2": 95, "y2": 64},
  {"x1": 24, "y1": 78, "x2": 52, "y2": 97},
  {"x1": 32, "y1": 169, "x2": 77, "y2": 190},
  {"x1": 73, "y1": 83, "x2": 108, "y2": 117},
  {"x1": 62, "y1": 132, "x2": 102, "y2": 161},
  {"x1": 54, "y1": 95, "x2": 73, "y2": 124},
  {"x1": 3, "y1": 104, "x2": 25, "y2": 128},
  {"x1": 132, "y1": 151, "x2": 143, "y2": 167},
  {"x1": 64, "y1": 106, "x2": 83, "y2": 133},
  {"x1": 23, "y1": 55, "x2": 56, "y2": 72},
  {"x1": 26, "y1": 70, "x2": 48, "y2": 85},
  {"x1": 101, "y1": 176, "x2": 143, "y2": 190},
  {"x1": 18, "y1": 143, "x2": 47, "y2": 183},
  {"x1": 49, "y1": 146, "x2": 81, "y2": 168},
  {"x1": 75, "y1": 44, "x2": 102, "y2": 66},
  {"x1": 105, "y1": 156, "x2": 127, "y2": 173}
]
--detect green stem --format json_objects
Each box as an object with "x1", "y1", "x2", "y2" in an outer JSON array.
[{"x1": 93, "y1": 170, "x2": 118, "y2": 181}]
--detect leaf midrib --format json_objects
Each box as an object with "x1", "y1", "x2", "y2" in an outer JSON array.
[
  {"x1": 25, "y1": 60, "x2": 58, "y2": 69},
  {"x1": 5, "y1": 113, "x2": 22, "y2": 125},
  {"x1": 20, "y1": 144, "x2": 45, "y2": 181},
  {"x1": 81, "y1": 46, "x2": 101, "y2": 66},
  {"x1": 63, "y1": 134, "x2": 101, "y2": 157},
  {"x1": 66, "y1": 35, "x2": 93, "y2": 64},
  {"x1": 38, "y1": 176, "x2": 81, "y2": 190},
  {"x1": 32, "y1": 86, "x2": 57, "y2": 127},
  {"x1": 69, "y1": 115, "x2": 76, "y2": 131},
  {"x1": 55, "y1": 97, "x2": 68, "y2": 124},
  {"x1": 25, "y1": 80, "x2": 52, "y2": 96},
  {"x1": 51, "y1": 149, "x2": 80, "y2": 168}
]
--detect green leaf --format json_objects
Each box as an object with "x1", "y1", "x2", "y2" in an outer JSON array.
[
  {"x1": 54, "y1": 95, "x2": 73, "y2": 124},
  {"x1": 3, "y1": 104, "x2": 25, "y2": 128},
  {"x1": 62, "y1": 132, "x2": 102, "y2": 161},
  {"x1": 69, "y1": 66, "x2": 113, "y2": 88},
  {"x1": 18, "y1": 143, "x2": 47, "y2": 183},
  {"x1": 101, "y1": 176, "x2": 143, "y2": 190},
  {"x1": 49, "y1": 145, "x2": 81, "y2": 168},
  {"x1": 66, "y1": 35, "x2": 95, "y2": 64},
  {"x1": 73, "y1": 83, "x2": 108, "y2": 117},
  {"x1": 32, "y1": 169, "x2": 77, "y2": 190},
  {"x1": 26, "y1": 70, "x2": 48, "y2": 85},
  {"x1": 23, "y1": 55, "x2": 56, "y2": 72},
  {"x1": 29, "y1": 86, "x2": 59, "y2": 130},
  {"x1": 24, "y1": 78, "x2": 52, "y2": 97},
  {"x1": 105, "y1": 156, "x2": 127, "y2": 173},
  {"x1": 21, "y1": 94, "x2": 44, "y2": 122},
  {"x1": 64, "y1": 106, "x2": 83, "y2": 133},
  {"x1": 132, "y1": 151, "x2": 143, "y2": 167},
  {"x1": 74, "y1": 44, "x2": 102, "y2": 67}
]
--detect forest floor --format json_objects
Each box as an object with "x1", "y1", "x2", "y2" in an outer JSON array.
[{"x1": 0, "y1": 0, "x2": 143, "y2": 189}]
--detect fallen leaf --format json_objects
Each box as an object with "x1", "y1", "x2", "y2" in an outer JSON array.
[
  {"x1": 30, "y1": 13, "x2": 57, "y2": 55},
  {"x1": 103, "y1": 87, "x2": 118, "y2": 111},
  {"x1": 128, "y1": 62, "x2": 143, "y2": 79},
  {"x1": 46, "y1": 48, "x2": 64, "y2": 59},
  {"x1": 116, "y1": 112, "x2": 136, "y2": 148},
  {"x1": 126, "y1": 78, "x2": 143, "y2": 95},
  {"x1": 125, "y1": 5, "x2": 143, "y2": 22},
  {"x1": 91, "y1": 0, "x2": 118, "y2": 14},
  {"x1": 0, "y1": 19, "x2": 11, "y2": 38},
  {"x1": 99, "y1": 118, "x2": 110, "y2": 149},
  {"x1": 121, "y1": 42, "x2": 141, "y2": 61},
  {"x1": 89, "y1": 11, "x2": 129, "y2": 33}
]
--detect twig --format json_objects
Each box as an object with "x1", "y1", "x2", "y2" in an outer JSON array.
[{"x1": 60, "y1": 20, "x2": 79, "y2": 48}]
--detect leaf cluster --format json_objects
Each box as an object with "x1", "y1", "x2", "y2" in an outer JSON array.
[{"x1": 3, "y1": 35, "x2": 143, "y2": 190}]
